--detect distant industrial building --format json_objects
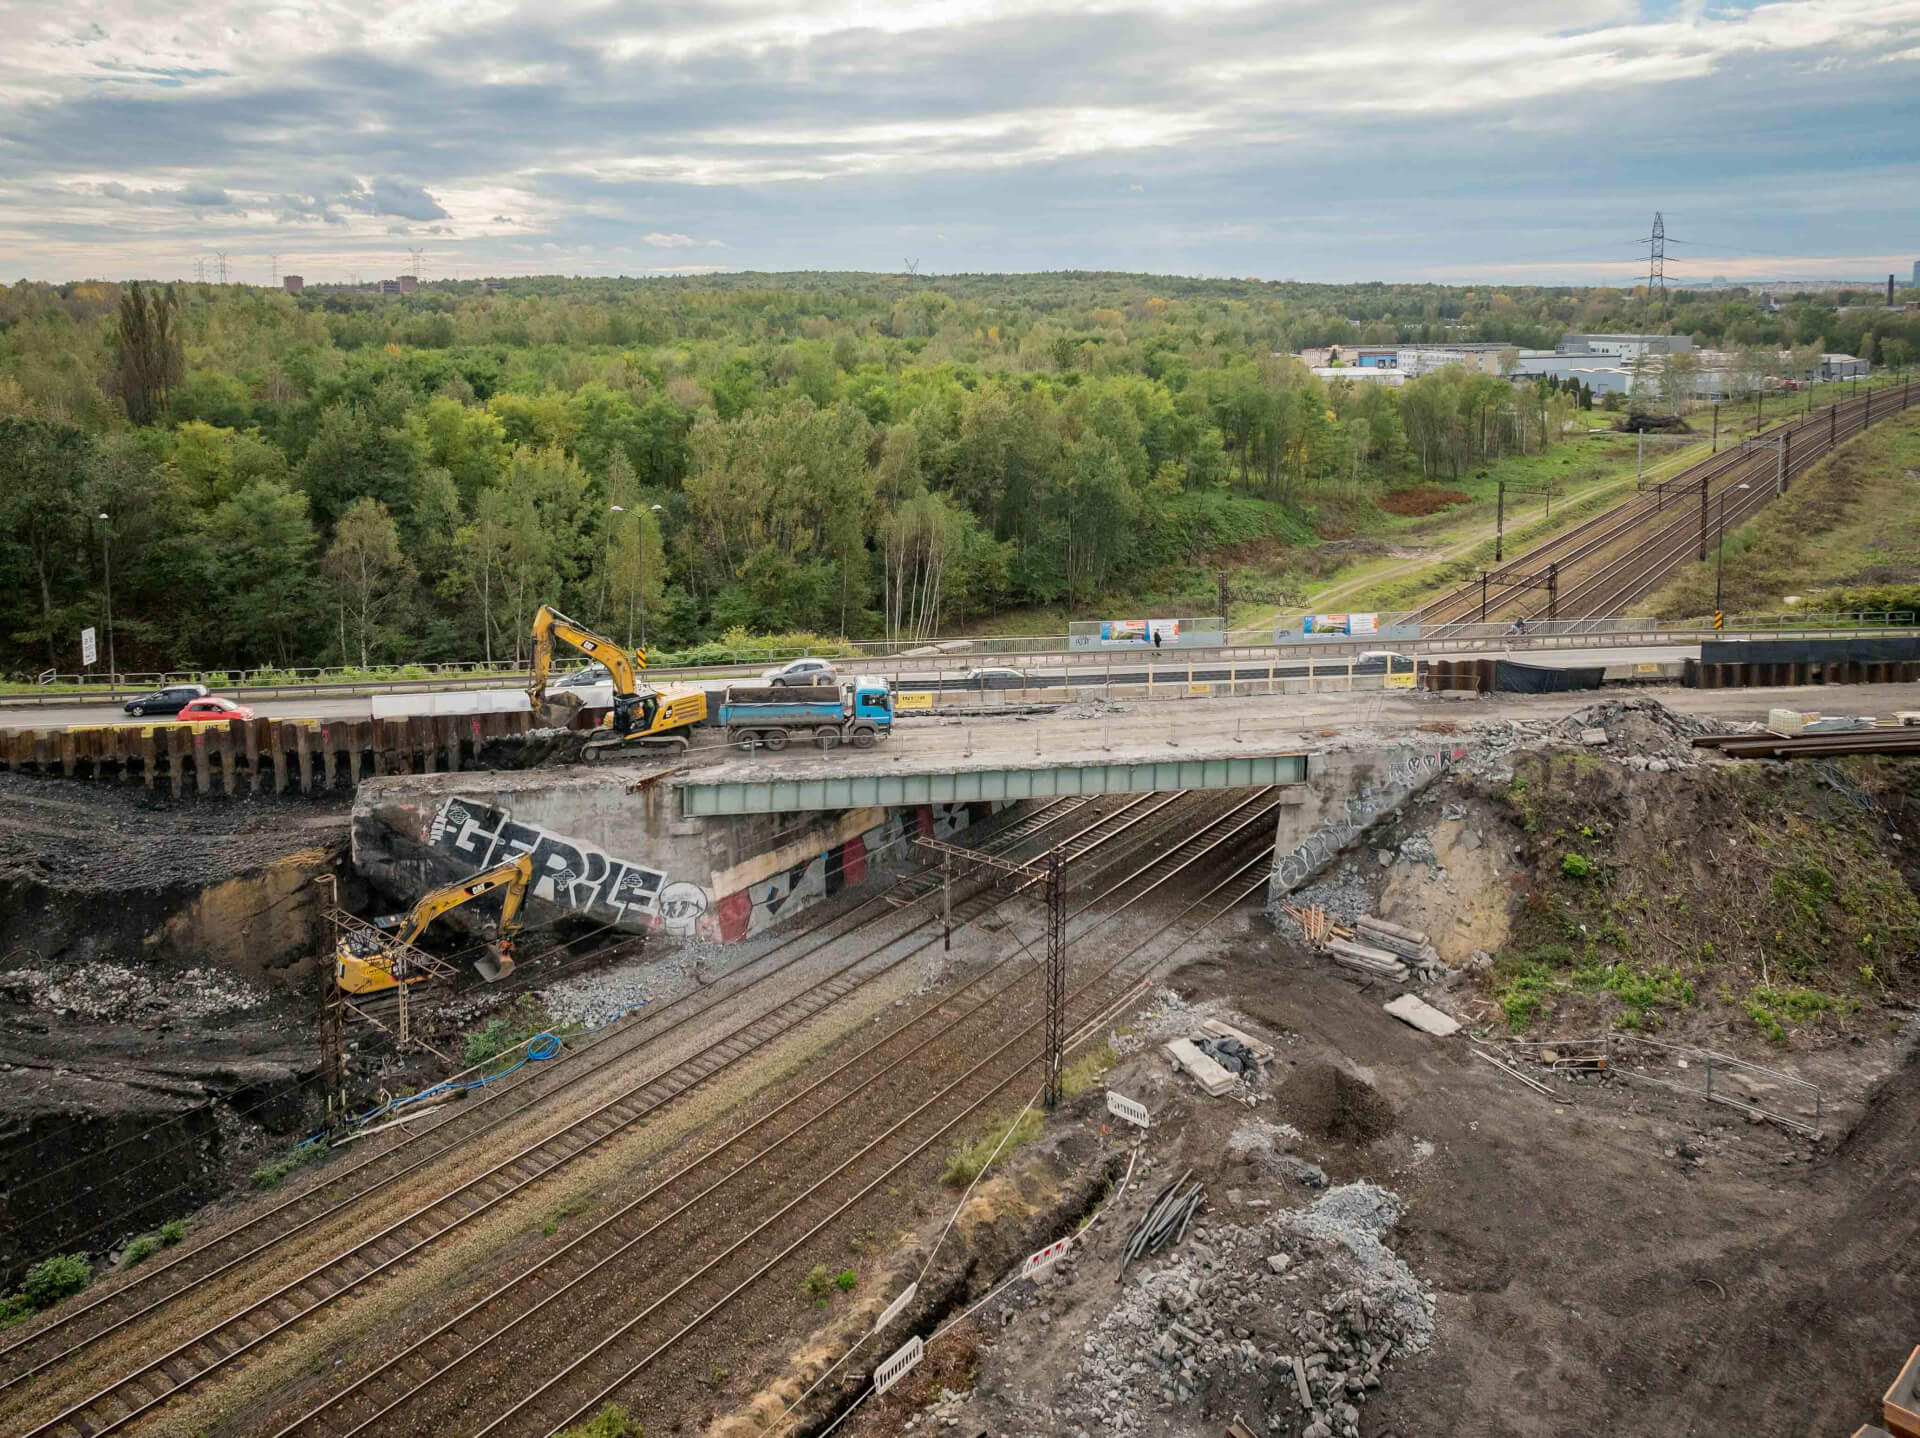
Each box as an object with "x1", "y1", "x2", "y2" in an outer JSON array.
[
  {"x1": 1308, "y1": 366, "x2": 1406, "y2": 386},
  {"x1": 282, "y1": 275, "x2": 304, "y2": 292},
  {"x1": 1556, "y1": 333, "x2": 1693, "y2": 359},
  {"x1": 397, "y1": 274, "x2": 418, "y2": 293}
]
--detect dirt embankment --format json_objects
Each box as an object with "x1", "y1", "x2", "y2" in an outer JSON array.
[{"x1": 0, "y1": 775, "x2": 353, "y2": 1285}]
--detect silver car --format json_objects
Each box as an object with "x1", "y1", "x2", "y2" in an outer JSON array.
[{"x1": 760, "y1": 658, "x2": 839, "y2": 687}]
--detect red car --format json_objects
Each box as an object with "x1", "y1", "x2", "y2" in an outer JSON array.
[{"x1": 176, "y1": 697, "x2": 256, "y2": 722}]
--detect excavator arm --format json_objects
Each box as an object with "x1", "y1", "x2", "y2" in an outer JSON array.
[
  {"x1": 527, "y1": 603, "x2": 655, "y2": 734},
  {"x1": 334, "y1": 853, "x2": 533, "y2": 995}
]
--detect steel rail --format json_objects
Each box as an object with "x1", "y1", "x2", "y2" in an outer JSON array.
[
  {"x1": 264, "y1": 789, "x2": 1280, "y2": 1438},
  {"x1": 8, "y1": 792, "x2": 1207, "y2": 1438}
]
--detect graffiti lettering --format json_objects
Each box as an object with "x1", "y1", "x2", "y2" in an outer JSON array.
[
  {"x1": 1269, "y1": 748, "x2": 1465, "y2": 896},
  {"x1": 427, "y1": 799, "x2": 671, "y2": 929}
]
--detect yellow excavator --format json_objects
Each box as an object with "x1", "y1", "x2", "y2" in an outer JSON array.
[
  {"x1": 335, "y1": 854, "x2": 532, "y2": 995},
  {"x1": 527, "y1": 603, "x2": 707, "y2": 760}
]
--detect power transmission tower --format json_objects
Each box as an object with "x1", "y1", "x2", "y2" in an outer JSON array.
[
  {"x1": 213, "y1": 250, "x2": 230, "y2": 284},
  {"x1": 407, "y1": 246, "x2": 425, "y2": 281},
  {"x1": 192, "y1": 258, "x2": 206, "y2": 283},
  {"x1": 1644, "y1": 212, "x2": 1666, "y2": 307},
  {"x1": 270, "y1": 253, "x2": 279, "y2": 286},
  {"x1": 903, "y1": 257, "x2": 920, "y2": 276}
]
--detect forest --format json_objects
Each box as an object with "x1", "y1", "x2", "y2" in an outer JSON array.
[{"x1": 2, "y1": 269, "x2": 1916, "y2": 676}]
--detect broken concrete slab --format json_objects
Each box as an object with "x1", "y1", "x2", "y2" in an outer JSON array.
[
  {"x1": 1327, "y1": 939, "x2": 1410, "y2": 981},
  {"x1": 1166, "y1": 1037, "x2": 1238, "y2": 1096},
  {"x1": 1383, "y1": 993, "x2": 1461, "y2": 1037},
  {"x1": 1353, "y1": 914, "x2": 1428, "y2": 946},
  {"x1": 1580, "y1": 728, "x2": 1609, "y2": 746}
]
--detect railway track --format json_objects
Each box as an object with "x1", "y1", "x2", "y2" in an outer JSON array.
[
  {"x1": 253, "y1": 791, "x2": 1281, "y2": 1438},
  {"x1": 1414, "y1": 385, "x2": 1911, "y2": 625},
  {"x1": 3, "y1": 788, "x2": 1262, "y2": 1438}
]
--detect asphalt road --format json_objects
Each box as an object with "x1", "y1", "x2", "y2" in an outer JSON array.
[{"x1": 0, "y1": 642, "x2": 1702, "y2": 731}]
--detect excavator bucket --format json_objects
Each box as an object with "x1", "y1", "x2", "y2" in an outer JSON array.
[
  {"x1": 535, "y1": 690, "x2": 585, "y2": 729},
  {"x1": 474, "y1": 940, "x2": 516, "y2": 984}
]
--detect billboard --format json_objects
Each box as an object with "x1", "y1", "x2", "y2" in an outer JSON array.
[{"x1": 1278, "y1": 611, "x2": 1421, "y2": 644}]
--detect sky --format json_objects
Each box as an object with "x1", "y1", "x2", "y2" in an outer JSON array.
[{"x1": 3, "y1": 0, "x2": 1918, "y2": 286}]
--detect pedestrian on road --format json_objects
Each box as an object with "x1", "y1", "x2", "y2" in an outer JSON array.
[{"x1": 1152, "y1": 629, "x2": 1163, "y2": 651}]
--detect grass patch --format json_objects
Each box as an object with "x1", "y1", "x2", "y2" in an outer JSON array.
[
  {"x1": 462, "y1": 994, "x2": 574, "y2": 1072},
  {"x1": 1496, "y1": 963, "x2": 1560, "y2": 1032},
  {"x1": 251, "y1": 1139, "x2": 329, "y2": 1190},
  {"x1": 557, "y1": 1404, "x2": 642, "y2": 1438},
  {"x1": 1572, "y1": 962, "x2": 1695, "y2": 1028},
  {"x1": 1059, "y1": 1042, "x2": 1116, "y2": 1098},
  {"x1": 940, "y1": 1106, "x2": 1044, "y2": 1186}
]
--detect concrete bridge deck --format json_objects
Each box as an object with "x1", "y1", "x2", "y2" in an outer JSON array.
[{"x1": 671, "y1": 680, "x2": 1920, "y2": 815}]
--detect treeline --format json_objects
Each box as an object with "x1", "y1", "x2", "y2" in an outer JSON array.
[{"x1": 0, "y1": 271, "x2": 1911, "y2": 675}]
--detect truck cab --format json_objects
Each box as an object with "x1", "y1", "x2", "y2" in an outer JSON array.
[{"x1": 851, "y1": 678, "x2": 893, "y2": 729}]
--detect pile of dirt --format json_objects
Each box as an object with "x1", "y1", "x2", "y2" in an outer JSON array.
[
  {"x1": 1378, "y1": 486, "x2": 1470, "y2": 516},
  {"x1": 1276, "y1": 1063, "x2": 1397, "y2": 1145},
  {"x1": 1546, "y1": 694, "x2": 1728, "y2": 767}
]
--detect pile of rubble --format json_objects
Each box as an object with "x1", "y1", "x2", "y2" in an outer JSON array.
[
  {"x1": 1054, "y1": 1183, "x2": 1432, "y2": 1438},
  {"x1": 0, "y1": 962, "x2": 267, "y2": 1022},
  {"x1": 1550, "y1": 696, "x2": 1727, "y2": 770}
]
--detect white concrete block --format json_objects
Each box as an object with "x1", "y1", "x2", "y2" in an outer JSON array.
[
  {"x1": 1383, "y1": 994, "x2": 1461, "y2": 1037},
  {"x1": 1165, "y1": 1038, "x2": 1237, "y2": 1096}
]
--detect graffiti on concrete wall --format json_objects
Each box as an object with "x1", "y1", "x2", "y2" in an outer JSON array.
[
  {"x1": 427, "y1": 798, "x2": 670, "y2": 928},
  {"x1": 714, "y1": 810, "x2": 913, "y2": 942},
  {"x1": 1269, "y1": 748, "x2": 1466, "y2": 895}
]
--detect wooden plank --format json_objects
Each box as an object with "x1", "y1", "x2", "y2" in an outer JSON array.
[
  {"x1": 139, "y1": 727, "x2": 157, "y2": 787},
  {"x1": 416, "y1": 717, "x2": 435, "y2": 774},
  {"x1": 348, "y1": 721, "x2": 365, "y2": 785},
  {"x1": 320, "y1": 725, "x2": 336, "y2": 791},
  {"x1": 269, "y1": 722, "x2": 287, "y2": 793},
  {"x1": 218, "y1": 724, "x2": 238, "y2": 796},
  {"x1": 443, "y1": 714, "x2": 460, "y2": 772},
  {"x1": 166, "y1": 726, "x2": 187, "y2": 797},
  {"x1": 57, "y1": 729, "x2": 77, "y2": 779},
  {"x1": 192, "y1": 728, "x2": 210, "y2": 795}
]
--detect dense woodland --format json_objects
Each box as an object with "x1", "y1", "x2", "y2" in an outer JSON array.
[{"x1": 2, "y1": 270, "x2": 1916, "y2": 675}]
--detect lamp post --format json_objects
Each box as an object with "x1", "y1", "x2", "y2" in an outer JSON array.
[
  {"x1": 1713, "y1": 483, "x2": 1750, "y2": 615},
  {"x1": 611, "y1": 503, "x2": 664, "y2": 649},
  {"x1": 97, "y1": 511, "x2": 115, "y2": 691}
]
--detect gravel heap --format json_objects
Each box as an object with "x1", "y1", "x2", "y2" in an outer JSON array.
[
  {"x1": 1053, "y1": 1183, "x2": 1432, "y2": 1438},
  {"x1": 1272, "y1": 860, "x2": 1374, "y2": 929},
  {"x1": 1549, "y1": 695, "x2": 1725, "y2": 768},
  {"x1": 0, "y1": 962, "x2": 267, "y2": 1021},
  {"x1": 1109, "y1": 986, "x2": 1209, "y2": 1056},
  {"x1": 542, "y1": 942, "x2": 703, "y2": 1028}
]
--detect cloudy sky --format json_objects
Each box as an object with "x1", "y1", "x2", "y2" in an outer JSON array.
[{"x1": 4, "y1": 0, "x2": 1918, "y2": 286}]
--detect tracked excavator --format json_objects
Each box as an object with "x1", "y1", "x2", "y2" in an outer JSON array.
[
  {"x1": 335, "y1": 853, "x2": 531, "y2": 995},
  {"x1": 526, "y1": 603, "x2": 706, "y2": 760}
]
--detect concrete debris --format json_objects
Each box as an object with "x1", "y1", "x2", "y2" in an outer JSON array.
[
  {"x1": 0, "y1": 963, "x2": 266, "y2": 1022},
  {"x1": 1166, "y1": 1038, "x2": 1238, "y2": 1096},
  {"x1": 1580, "y1": 728, "x2": 1610, "y2": 746},
  {"x1": 1054, "y1": 1183, "x2": 1431, "y2": 1438},
  {"x1": 1382, "y1": 993, "x2": 1461, "y2": 1038},
  {"x1": 1325, "y1": 939, "x2": 1410, "y2": 983}
]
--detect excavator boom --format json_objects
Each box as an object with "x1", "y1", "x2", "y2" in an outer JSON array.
[
  {"x1": 525, "y1": 601, "x2": 705, "y2": 756},
  {"x1": 336, "y1": 853, "x2": 533, "y2": 994}
]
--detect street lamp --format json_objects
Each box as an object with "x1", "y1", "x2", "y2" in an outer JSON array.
[
  {"x1": 610, "y1": 504, "x2": 665, "y2": 648},
  {"x1": 1713, "y1": 483, "x2": 1750, "y2": 615},
  {"x1": 97, "y1": 512, "x2": 115, "y2": 690}
]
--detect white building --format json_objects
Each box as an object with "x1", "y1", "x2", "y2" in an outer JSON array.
[{"x1": 1310, "y1": 366, "x2": 1407, "y2": 386}]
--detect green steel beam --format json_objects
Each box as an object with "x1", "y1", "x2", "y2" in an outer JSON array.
[{"x1": 678, "y1": 752, "x2": 1310, "y2": 816}]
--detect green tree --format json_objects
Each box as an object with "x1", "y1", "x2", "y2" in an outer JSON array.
[
  {"x1": 114, "y1": 281, "x2": 183, "y2": 426},
  {"x1": 324, "y1": 498, "x2": 415, "y2": 666},
  {"x1": 207, "y1": 479, "x2": 319, "y2": 666},
  {"x1": 298, "y1": 399, "x2": 424, "y2": 529}
]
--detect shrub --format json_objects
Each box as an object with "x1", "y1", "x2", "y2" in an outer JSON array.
[
  {"x1": 22, "y1": 1253, "x2": 92, "y2": 1308},
  {"x1": 156, "y1": 1218, "x2": 190, "y2": 1246},
  {"x1": 1561, "y1": 852, "x2": 1593, "y2": 879},
  {"x1": 802, "y1": 1264, "x2": 835, "y2": 1306},
  {"x1": 558, "y1": 1404, "x2": 642, "y2": 1438},
  {"x1": 122, "y1": 1235, "x2": 162, "y2": 1267},
  {"x1": 463, "y1": 995, "x2": 567, "y2": 1068},
  {"x1": 835, "y1": 1269, "x2": 858, "y2": 1292}
]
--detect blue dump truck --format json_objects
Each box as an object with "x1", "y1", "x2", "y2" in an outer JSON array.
[{"x1": 718, "y1": 676, "x2": 894, "y2": 752}]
